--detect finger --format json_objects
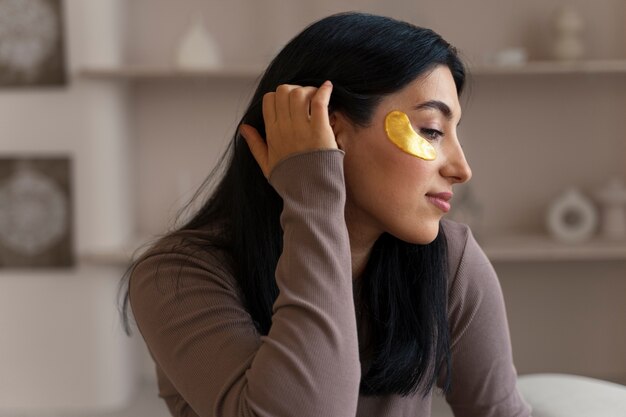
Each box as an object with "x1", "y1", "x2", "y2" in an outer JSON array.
[
  {"x1": 275, "y1": 84, "x2": 297, "y2": 121},
  {"x1": 289, "y1": 86, "x2": 318, "y2": 126},
  {"x1": 239, "y1": 124, "x2": 269, "y2": 177},
  {"x1": 310, "y1": 80, "x2": 333, "y2": 131},
  {"x1": 262, "y1": 92, "x2": 277, "y2": 125}
]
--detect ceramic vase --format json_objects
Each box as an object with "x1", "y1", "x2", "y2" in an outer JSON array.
[
  {"x1": 175, "y1": 15, "x2": 222, "y2": 70},
  {"x1": 547, "y1": 188, "x2": 597, "y2": 243}
]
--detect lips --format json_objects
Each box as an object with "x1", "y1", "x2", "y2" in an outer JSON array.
[{"x1": 426, "y1": 192, "x2": 453, "y2": 213}]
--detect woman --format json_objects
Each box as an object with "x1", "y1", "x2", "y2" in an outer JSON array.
[{"x1": 123, "y1": 12, "x2": 531, "y2": 417}]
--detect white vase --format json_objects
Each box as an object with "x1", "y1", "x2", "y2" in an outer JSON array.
[
  {"x1": 175, "y1": 15, "x2": 222, "y2": 70},
  {"x1": 546, "y1": 188, "x2": 598, "y2": 243}
]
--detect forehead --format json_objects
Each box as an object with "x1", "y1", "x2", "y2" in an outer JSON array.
[{"x1": 379, "y1": 66, "x2": 461, "y2": 117}]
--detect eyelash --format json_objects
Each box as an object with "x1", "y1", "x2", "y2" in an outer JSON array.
[{"x1": 419, "y1": 128, "x2": 444, "y2": 141}]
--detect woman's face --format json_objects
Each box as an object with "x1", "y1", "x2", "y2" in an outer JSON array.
[{"x1": 335, "y1": 65, "x2": 472, "y2": 246}]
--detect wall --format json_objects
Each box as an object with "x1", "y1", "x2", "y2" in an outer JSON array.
[
  {"x1": 0, "y1": 1, "x2": 137, "y2": 413},
  {"x1": 499, "y1": 261, "x2": 626, "y2": 382}
]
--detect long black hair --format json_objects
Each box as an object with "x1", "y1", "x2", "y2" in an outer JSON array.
[{"x1": 121, "y1": 12, "x2": 466, "y2": 397}]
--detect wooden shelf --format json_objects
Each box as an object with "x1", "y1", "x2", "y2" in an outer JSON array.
[
  {"x1": 77, "y1": 60, "x2": 626, "y2": 81},
  {"x1": 79, "y1": 234, "x2": 626, "y2": 266},
  {"x1": 78, "y1": 66, "x2": 263, "y2": 81},
  {"x1": 80, "y1": 250, "x2": 134, "y2": 267},
  {"x1": 471, "y1": 59, "x2": 626, "y2": 75},
  {"x1": 481, "y1": 234, "x2": 626, "y2": 262}
]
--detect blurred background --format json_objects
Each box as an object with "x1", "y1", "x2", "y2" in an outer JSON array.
[{"x1": 0, "y1": 0, "x2": 624, "y2": 416}]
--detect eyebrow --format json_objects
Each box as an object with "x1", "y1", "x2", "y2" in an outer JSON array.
[{"x1": 414, "y1": 100, "x2": 461, "y2": 124}]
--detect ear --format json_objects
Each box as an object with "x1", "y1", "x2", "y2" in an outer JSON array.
[{"x1": 330, "y1": 111, "x2": 350, "y2": 151}]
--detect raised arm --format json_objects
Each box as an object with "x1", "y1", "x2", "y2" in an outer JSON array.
[{"x1": 130, "y1": 81, "x2": 361, "y2": 417}]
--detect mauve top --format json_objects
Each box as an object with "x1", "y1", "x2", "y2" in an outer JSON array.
[{"x1": 129, "y1": 149, "x2": 532, "y2": 417}]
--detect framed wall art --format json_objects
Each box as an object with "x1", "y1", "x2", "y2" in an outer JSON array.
[
  {"x1": 0, "y1": 0, "x2": 67, "y2": 87},
  {"x1": 0, "y1": 156, "x2": 74, "y2": 268}
]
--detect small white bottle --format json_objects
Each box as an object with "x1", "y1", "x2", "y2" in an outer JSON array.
[
  {"x1": 552, "y1": 6, "x2": 586, "y2": 61},
  {"x1": 594, "y1": 178, "x2": 626, "y2": 241}
]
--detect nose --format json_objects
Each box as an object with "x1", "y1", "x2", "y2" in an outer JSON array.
[{"x1": 441, "y1": 139, "x2": 472, "y2": 184}]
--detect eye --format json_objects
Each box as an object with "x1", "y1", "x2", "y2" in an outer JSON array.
[{"x1": 419, "y1": 128, "x2": 444, "y2": 141}]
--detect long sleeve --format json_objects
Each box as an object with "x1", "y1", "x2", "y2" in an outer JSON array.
[
  {"x1": 129, "y1": 149, "x2": 361, "y2": 417},
  {"x1": 439, "y1": 220, "x2": 532, "y2": 417}
]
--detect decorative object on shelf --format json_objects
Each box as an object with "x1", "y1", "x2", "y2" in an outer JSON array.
[
  {"x1": 493, "y1": 47, "x2": 528, "y2": 66},
  {"x1": 551, "y1": 5, "x2": 586, "y2": 61},
  {"x1": 175, "y1": 15, "x2": 222, "y2": 70},
  {"x1": 0, "y1": 0, "x2": 66, "y2": 86},
  {"x1": 448, "y1": 184, "x2": 483, "y2": 239},
  {"x1": 594, "y1": 177, "x2": 626, "y2": 241},
  {"x1": 546, "y1": 187, "x2": 597, "y2": 243},
  {"x1": 0, "y1": 157, "x2": 73, "y2": 267}
]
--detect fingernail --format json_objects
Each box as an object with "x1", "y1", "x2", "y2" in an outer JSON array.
[{"x1": 323, "y1": 80, "x2": 332, "y2": 87}]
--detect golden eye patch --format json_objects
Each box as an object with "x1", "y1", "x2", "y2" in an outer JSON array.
[{"x1": 384, "y1": 110, "x2": 437, "y2": 160}]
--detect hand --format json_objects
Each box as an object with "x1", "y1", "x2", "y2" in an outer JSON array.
[{"x1": 239, "y1": 81, "x2": 337, "y2": 178}]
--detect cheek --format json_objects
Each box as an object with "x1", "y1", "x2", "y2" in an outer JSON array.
[
  {"x1": 390, "y1": 156, "x2": 432, "y2": 188},
  {"x1": 344, "y1": 142, "x2": 432, "y2": 208},
  {"x1": 343, "y1": 144, "x2": 443, "y2": 244}
]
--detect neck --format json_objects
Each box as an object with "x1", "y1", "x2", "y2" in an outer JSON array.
[
  {"x1": 350, "y1": 238, "x2": 374, "y2": 280},
  {"x1": 345, "y1": 207, "x2": 380, "y2": 280}
]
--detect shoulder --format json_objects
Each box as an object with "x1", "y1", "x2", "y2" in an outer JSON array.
[
  {"x1": 440, "y1": 218, "x2": 499, "y2": 311},
  {"x1": 138, "y1": 228, "x2": 231, "y2": 263},
  {"x1": 440, "y1": 219, "x2": 505, "y2": 343},
  {"x1": 440, "y1": 218, "x2": 493, "y2": 285},
  {"x1": 135, "y1": 228, "x2": 233, "y2": 274},
  {"x1": 128, "y1": 229, "x2": 238, "y2": 311},
  {"x1": 440, "y1": 219, "x2": 471, "y2": 275}
]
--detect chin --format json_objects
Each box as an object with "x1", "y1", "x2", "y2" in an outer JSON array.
[{"x1": 394, "y1": 221, "x2": 441, "y2": 245}]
